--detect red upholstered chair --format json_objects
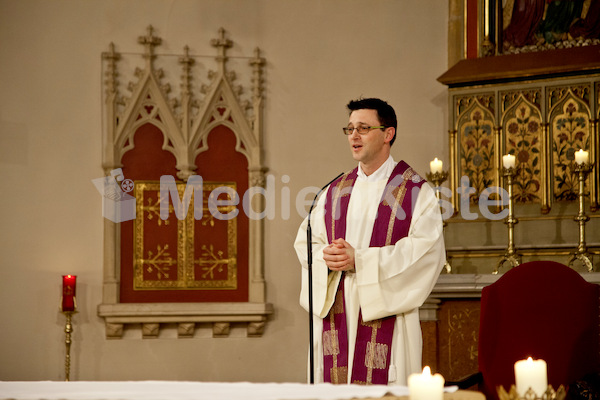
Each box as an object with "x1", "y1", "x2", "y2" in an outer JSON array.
[{"x1": 455, "y1": 261, "x2": 600, "y2": 399}]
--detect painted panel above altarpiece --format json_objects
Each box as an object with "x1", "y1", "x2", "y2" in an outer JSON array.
[{"x1": 448, "y1": 0, "x2": 600, "y2": 63}]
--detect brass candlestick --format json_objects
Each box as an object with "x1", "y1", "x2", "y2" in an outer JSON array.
[
  {"x1": 498, "y1": 384, "x2": 567, "y2": 400},
  {"x1": 426, "y1": 170, "x2": 452, "y2": 273},
  {"x1": 63, "y1": 310, "x2": 75, "y2": 381},
  {"x1": 567, "y1": 162, "x2": 594, "y2": 272},
  {"x1": 495, "y1": 167, "x2": 521, "y2": 274}
]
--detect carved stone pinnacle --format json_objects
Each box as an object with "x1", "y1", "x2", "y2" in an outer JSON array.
[
  {"x1": 138, "y1": 25, "x2": 162, "y2": 60},
  {"x1": 211, "y1": 27, "x2": 233, "y2": 66}
]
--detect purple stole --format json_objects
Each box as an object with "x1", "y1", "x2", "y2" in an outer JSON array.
[{"x1": 321, "y1": 161, "x2": 425, "y2": 385}]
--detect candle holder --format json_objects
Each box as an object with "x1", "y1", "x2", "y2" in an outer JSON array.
[
  {"x1": 497, "y1": 384, "x2": 566, "y2": 400},
  {"x1": 62, "y1": 309, "x2": 77, "y2": 381},
  {"x1": 426, "y1": 170, "x2": 452, "y2": 273},
  {"x1": 567, "y1": 162, "x2": 594, "y2": 272},
  {"x1": 495, "y1": 167, "x2": 521, "y2": 274},
  {"x1": 62, "y1": 306, "x2": 77, "y2": 382}
]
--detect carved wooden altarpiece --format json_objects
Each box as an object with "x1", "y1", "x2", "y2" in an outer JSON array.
[
  {"x1": 97, "y1": 26, "x2": 272, "y2": 338},
  {"x1": 421, "y1": 1, "x2": 600, "y2": 380}
]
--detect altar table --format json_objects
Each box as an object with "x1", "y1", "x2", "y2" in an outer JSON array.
[{"x1": 0, "y1": 381, "x2": 484, "y2": 400}]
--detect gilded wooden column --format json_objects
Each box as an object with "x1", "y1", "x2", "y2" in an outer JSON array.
[
  {"x1": 449, "y1": 129, "x2": 458, "y2": 213},
  {"x1": 591, "y1": 118, "x2": 598, "y2": 211},
  {"x1": 541, "y1": 122, "x2": 551, "y2": 214},
  {"x1": 448, "y1": 0, "x2": 464, "y2": 67}
]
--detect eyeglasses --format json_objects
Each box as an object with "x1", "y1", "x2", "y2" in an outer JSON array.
[{"x1": 342, "y1": 125, "x2": 385, "y2": 135}]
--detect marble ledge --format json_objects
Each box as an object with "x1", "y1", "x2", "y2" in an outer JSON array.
[
  {"x1": 419, "y1": 272, "x2": 600, "y2": 321},
  {"x1": 97, "y1": 302, "x2": 274, "y2": 338},
  {"x1": 429, "y1": 272, "x2": 600, "y2": 299}
]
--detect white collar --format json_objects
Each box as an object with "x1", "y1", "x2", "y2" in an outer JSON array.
[{"x1": 357, "y1": 156, "x2": 396, "y2": 182}]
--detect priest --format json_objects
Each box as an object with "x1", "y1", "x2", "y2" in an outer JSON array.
[{"x1": 294, "y1": 97, "x2": 445, "y2": 385}]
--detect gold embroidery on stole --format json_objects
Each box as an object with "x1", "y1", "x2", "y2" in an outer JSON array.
[
  {"x1": 330, "y1": 173, "x2": 352, "y2": 241},
  {"x1": 362, "y1": 319, "x2": 388, "y2": 384},
  {"x1": 327, "y1": 288, "x2": 348, "y2": 384},
  {"x1": 385, "y1": 169, "x2": 414, "y2": 245}
]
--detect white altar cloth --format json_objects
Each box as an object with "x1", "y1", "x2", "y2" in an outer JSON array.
[{"x1": 0, "y1": 381, "x2": 452, "y2": 400}]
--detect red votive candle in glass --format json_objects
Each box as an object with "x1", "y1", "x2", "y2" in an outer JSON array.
[{"x1": 62, "y1": 275, "x2": 77, "y2": 312}]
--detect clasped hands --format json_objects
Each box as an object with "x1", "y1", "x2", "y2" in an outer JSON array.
[{"x1": 322, "y1": 238, "x2": 355, "y2": 272}]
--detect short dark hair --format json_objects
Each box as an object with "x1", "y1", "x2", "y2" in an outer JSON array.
[{"x1": 347, "y1": 98, "x2": 397, "y2": 146}]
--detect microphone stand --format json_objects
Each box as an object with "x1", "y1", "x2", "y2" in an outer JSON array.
[{"x1": 306, "y1": 172, "x2": 343, "y2": 384}]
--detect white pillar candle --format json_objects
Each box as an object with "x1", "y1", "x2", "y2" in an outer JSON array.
[
  {"x1": 514, "y1": 357, "x2": 548, "y2": 397},
  {"x1": 502, "y1": 154, "x2": 516, "y2": 169},
  {"x1": 408, "y1": 366, "x2": 445, "y2": 400},
  {"x1": 575, "y1": 149, "x2": 589, "y2": 165},
  {"x1": 430, "y1": 158, "x2": 443, "y2": 174}
]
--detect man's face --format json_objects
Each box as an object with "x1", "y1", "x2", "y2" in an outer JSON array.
[{"x1": 346, "y1": 109, "x2": 394, "y2": 166}]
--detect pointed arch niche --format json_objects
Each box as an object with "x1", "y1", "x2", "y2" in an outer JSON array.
[{"x1": 97, "y1": 26, "x2": 272, "y2": 338}]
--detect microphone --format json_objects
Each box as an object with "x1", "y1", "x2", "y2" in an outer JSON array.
[{"x1": 306, "y1": 172, "x2": 343, "y2": 384}]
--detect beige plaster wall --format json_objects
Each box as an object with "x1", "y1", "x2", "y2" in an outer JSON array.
[{"x1": 0, "y1": 0, "x2": 448, "y2": 382}]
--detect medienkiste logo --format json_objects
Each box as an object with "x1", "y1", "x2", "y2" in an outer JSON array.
[
  {"x1": 91, "y1": 169, "x2": 136, "y2": 223},
  {"x1": 92, "y1": 171, "x2": 513, "y2": 223}
]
